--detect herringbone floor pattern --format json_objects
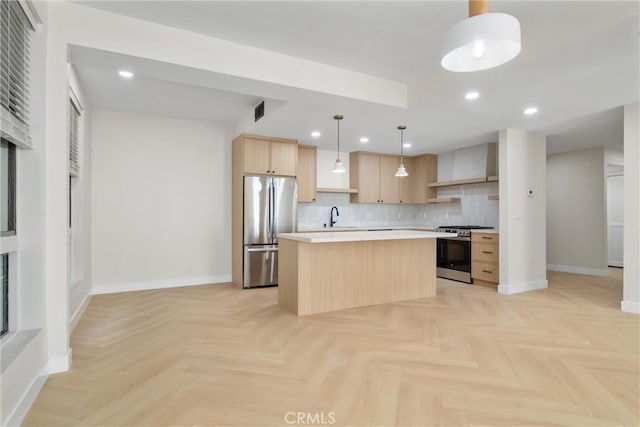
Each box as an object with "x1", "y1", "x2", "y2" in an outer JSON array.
[{"x1": 24, "y1": 270, "x2": 639, "y2": 426}]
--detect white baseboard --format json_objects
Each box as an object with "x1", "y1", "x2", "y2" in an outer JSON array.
[
  {"x1": 91, "y1": 274, "x2": 232, "y2": 295},
  {"x1": 47, "y1": 348, "x2": 71, "y2": 374},
  {"x1": 621, "y1": 300, "x2": 640, "y2": 314},
  {"x1": 5, "y1": 366, "x2": 49, "y2": 427},
  {"x1": 498, "y1": 280, "x2": 548, "y2": 295},
  {"x1": 547, "y1": 264, "x2": 608, "y2": 277},
  {"x1": 69, "y1": 293, "x2": 91, "y2": 332}
]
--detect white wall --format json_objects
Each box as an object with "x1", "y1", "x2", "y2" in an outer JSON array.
[
  {"x1": 91, "y1": 110, "x2": 232, "y2": 293},
  {"x1": 623, "y1": 103, "x2": 639, "y2": 314},
  {"x1": 546, "y1": 147, "x2": 608, "y2": 276},
  {"x1": 498, "y1": 129, "x2": 548, "y2": 294},
  {"x1": 316, "y1": 149, "x2": 350, "y2": 189}
]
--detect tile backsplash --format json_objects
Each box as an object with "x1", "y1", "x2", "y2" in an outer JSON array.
[{"x1": 298, "y1": 182, "x2": 499, "y2": 230}]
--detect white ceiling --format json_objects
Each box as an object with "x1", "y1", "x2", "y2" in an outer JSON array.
[{"x1": 70, "y1": 1, "x2": 639, "y2": 155}]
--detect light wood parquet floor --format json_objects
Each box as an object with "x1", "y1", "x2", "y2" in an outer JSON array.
[{"x1": 24, "y1": 270, "x2": 639, "y2": 426}]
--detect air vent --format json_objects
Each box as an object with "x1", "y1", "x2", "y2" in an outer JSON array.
[{"x1": 254, "y1": 101, "x2": 265, "y2": 122}]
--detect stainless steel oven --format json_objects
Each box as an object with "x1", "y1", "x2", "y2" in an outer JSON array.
[{"x1": 436, "y1": 226, "x2": 493, "y2": 284}]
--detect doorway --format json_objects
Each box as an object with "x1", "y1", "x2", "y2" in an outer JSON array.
[{"x1": 607, "y1": 173, "x2": 624, "y2": 267}]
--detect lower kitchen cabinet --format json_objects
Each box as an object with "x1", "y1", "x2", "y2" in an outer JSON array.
[{"x1": 471, "y1": 232, "x2": 499, "y2": 283}]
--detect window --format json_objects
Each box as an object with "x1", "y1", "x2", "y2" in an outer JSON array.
[
  {"x1": 1, "y1": 253, "x2": 7, "y2": 337},
  {"x1": 1, "y1": 0, "x2": 34, "y2": 340},
  {"x1": 1, "y1": 138, "x2": 16, "y2": 236},
  {"x1": 69, "y1": 99, "x2": 80, "y2": 176},
  {"x1": 0, "y1": 0, "x2": 32, "y2": 147}
]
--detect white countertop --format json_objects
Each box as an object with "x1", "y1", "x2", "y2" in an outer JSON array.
[
  {"x1": 297, "y1": 226, "x2": 436, "y2": 232},
  {"x1": 278, "y1": 229, "x2": 453, "y2": 243}
]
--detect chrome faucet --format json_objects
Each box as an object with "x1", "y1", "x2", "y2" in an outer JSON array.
[{"x1": 330, "y1": 206, "x2": 340, "y2": 227}]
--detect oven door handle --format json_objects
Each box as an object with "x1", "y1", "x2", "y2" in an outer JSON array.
[{"x1": 438, "y1": 236, "x2": 470, "y2": 242}]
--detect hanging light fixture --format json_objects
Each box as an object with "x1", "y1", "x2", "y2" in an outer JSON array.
[
  {"x1": 395, "y1": 125, "x2": 408, "y2": 177},
  {"x1": 441, "y1": 0, "x2": 521, "y2": 72},
  {"x1": 332, "y1": 114, "x2": 346, "y2": 173}
]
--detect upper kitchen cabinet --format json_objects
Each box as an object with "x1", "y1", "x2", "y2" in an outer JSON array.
[
  {"x1": 350, "y1": 152, "x2": 401, "y2": 203},
  {"x1": 403, "y1": 154, "x2": 437, "y2": 203},
  {"x1": 234, "y1": 134, "x2": 298, "y2": 176},
  {"x1": 379, "y1": 155, "x2": 401, "y2": 204},
  {"x1": 350, "y1": 151, "x2": 437, "y2": 204},
  {"x1": 297, "y1": 145, "x2": 317, "y2": 202}
]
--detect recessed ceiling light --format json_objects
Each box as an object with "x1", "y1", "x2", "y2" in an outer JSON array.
[
  {"x1": 311, "y1": 131, "x2": 321, "y2": 138},
  {"x1": 360, "y1": 137, "x2": 369, "y2": 143},
  {"x1": 118, "y1": 70, "x2": 134, "y2": 78},
  {"x1": 403, "y1": 143, "x2": 412, "y2": 148},
  {"x1": 465, "y1": 91, "x2": 479, "y2": 100},
  {"x1": 523, "y1": 107, "x2": 539, "y2": 115}
]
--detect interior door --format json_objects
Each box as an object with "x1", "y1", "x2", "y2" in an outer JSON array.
[{"x1": 607, "y1": 175, "x2": 624, "y2": 267}]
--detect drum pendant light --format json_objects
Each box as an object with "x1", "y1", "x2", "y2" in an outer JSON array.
[
  {"x1": 395, "y1": 125, "x2": 408, "y2": 177},
  {"x1": 441, "y1": 0, "x2": 521, "y2": 72},
  {"x1": 332, "y1": 115, "x2": 346, "y2": 173}
]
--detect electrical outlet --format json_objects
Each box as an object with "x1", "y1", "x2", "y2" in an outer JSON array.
[
  {"x1": 423, "y1": 213, "x2": 427, "y2": 219},
  {"x1": 366, "y1": 212, "x2": 372, "y2": 220},
  {"x1": 397, "y1": 212, "x2": 401, "y2": 219}
]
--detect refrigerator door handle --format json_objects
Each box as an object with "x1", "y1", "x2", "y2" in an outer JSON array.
[
  {"x1": 271, "y1": 184, "x2": 276, "y2": 242},
  {"x1": 267, "y1": 179, "x2": 272, "y2": 241}
]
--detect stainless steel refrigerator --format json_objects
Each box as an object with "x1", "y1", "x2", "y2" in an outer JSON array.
[{"x1": 243, "y1": 176, "x2": 297, "y2": 288}]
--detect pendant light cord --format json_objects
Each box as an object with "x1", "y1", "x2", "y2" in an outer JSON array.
[
  {"x1": 400, "y1": 128, "x2": 404, "y2": 163},
  {"x1": 337, "y1": 119, "x2": 340, "y2": 160}
]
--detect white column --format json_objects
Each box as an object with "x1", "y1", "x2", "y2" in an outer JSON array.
[
  {"x1": 623, "y1": 103, "x2": 639, "y2": 314},
  {"x1": 498, "y1": 129, "x2": 548, "y2": 294},
  {"x1": 43, "y1": 3, "x2": 71, "y2": 372}
]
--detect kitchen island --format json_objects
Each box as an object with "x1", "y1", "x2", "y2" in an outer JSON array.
[{"x1": 277, "y1": 230, "x2": 451, "y2": 315}]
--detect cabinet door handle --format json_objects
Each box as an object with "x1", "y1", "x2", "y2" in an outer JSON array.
[
  {"x1": 482, "y1": 236, "x2": 492, "y2": 240},
  {"x1": 267, "y1": 170, "x2": 271, "y2": 173},
  {"x1": 482, "y1": 270, "x2": 493, "y2": 274},
  {"x1": 482, "y1": 251, "x2": 493, "y2": 254},
  {"x1": 272, "y1": 170, "x2": 275, "y2": 174}
]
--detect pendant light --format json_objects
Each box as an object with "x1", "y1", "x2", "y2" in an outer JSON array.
[
  {"x1": 395, "y1": 125, "x2": 408, "y2": 177},
  {"x1": 332, "y1": 114, "x2": 346, "y2": 173},
  {"x1": 441, "y1": 0, "x2": 521, "y2": 72}
]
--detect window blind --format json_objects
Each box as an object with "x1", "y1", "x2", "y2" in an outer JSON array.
[
  {"x1": 0, "y1": 0, "x2": 32, "y2": 147},
  {"x1": 69, "y1": 100, "x2": 80, "y2": 176}
]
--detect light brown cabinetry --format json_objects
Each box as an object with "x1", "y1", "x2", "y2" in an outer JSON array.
[
  {"x1": 379, "y1": 155, "x2": 401, "y2": 204},
  {"x1": 235, "y1": 134, "x2": 297, "y2": 176},
  {"x1": 350, "y1": 152, "x2": 399, "y2": 204},
  {"x1": 404, "y1": 154, "x2": 437, "y2": 204},
  {"x1": 350, "y1": 151, "x2": 437, "y2": 204},
  {"x1": 297, "y1": 145, "x2": 317, "y2": 202},
  {"x1": 471, "y1": 232, "x2": 499, "y2": 284}
]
